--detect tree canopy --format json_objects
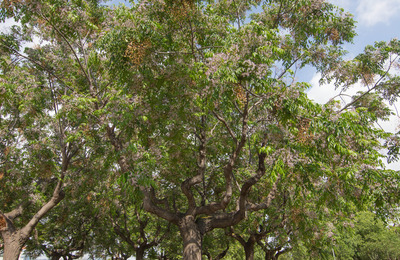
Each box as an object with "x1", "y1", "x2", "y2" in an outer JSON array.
[{"x1": 1, "y1": 0, "x2": 400, "y2": 259}]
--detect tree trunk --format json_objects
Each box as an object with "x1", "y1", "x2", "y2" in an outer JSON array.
[
  {"x1": 244, "y1": 242, "x2": 255, "y2": 260},
  {"x1": 265, "y1": 250, "x2": 277, "y2": 260},
  {"x1": 135, "y1": 248, "x2": 145, "y2": 260},
  {"x1": 50, "y1": 252, "x2": 62, "y2": 260},
  {"x1": 2, "y1": 231, "x2": 25, "y2": 260},
  {"x1": 179, "y1": 215, "x2": 202, "y2": 260},
  {"x1": 1, "y1": 179, "x2": 65, "y2": 260}
]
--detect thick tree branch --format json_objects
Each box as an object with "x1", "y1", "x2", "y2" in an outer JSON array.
[
  {"x1": 182, "y1": 175, "x2": 203, "y2": 214},
  {"x1": 215, "y1": 245, "x2": 230, "y2": 260},
  {"x1": 246, "y1": 175, "x2": 281, "y2": 212},
  {"x1": 212, "y1": 111, "x2": 238, "y2": 143},
  {"x1": 196, "y1": 106, "x2": 249, "y2": 216},
  {"x1": 236, "y1": 148, "x2": 268, "y2": 214},
  {"x1": 4, "y1": 202, "x2": 30, "y2": 220},
  {"x1": 20, "y1": 172, "x2": 65, "y2": 238},
  {"x1": 141, "y1": 187, "x2": 180, "y2": 225},
  {"x1": 106, "y1": 125, "x2": 132, "y2": 179},
  {"x1": 228, "y1": 228, "x2": 246, "y2": 247},
  {"x1": 199, "y1": 146, "x2": 268, "y2": 231},
  {"x1": 112, "y1": 222, "x2": 137, "y2": 249},
  {"x1": 106, "y1": 125, "x2": 179, "y2": 224},
  {"x1": 182, "y1": 116, "x2": 207, "y2": 214},
  {"x1": 19, "y1": 141, "x2": 71, "y2": 238}
]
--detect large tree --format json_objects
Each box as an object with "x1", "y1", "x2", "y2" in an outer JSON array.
[
  {"x1": 99, "y1": 0, "x2": 400, "y2": 259},
  {"x1": 1, "y1": 0, "x2": 400, "y2": 259},
  {"x1": 0, "y1": 0, "x2": 110, "y2": 258}
]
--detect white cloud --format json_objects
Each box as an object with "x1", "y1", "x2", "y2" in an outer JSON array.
[
  {"x1": 356, "y1": 0, "x2": 400, "y2": 26},
  {"x1": 307, "y1": 73, "x2": 340, "y2": 104},
  {"x1": 307, "y1": 72, "x2": 359, "y2": 105},
  {"x1": 0, "y1": 18, "x2": 18, "y2": 33},
  {"x1": 307, "y1": 72, "x2": 400, "y2": 170},
  {"x1": 0, "y1": 18, "x2": 48, "y2": 51}
]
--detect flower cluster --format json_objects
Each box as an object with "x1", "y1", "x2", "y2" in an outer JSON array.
[{"x1": 206, "y1": 29, "x2": 273, "y2": 86}]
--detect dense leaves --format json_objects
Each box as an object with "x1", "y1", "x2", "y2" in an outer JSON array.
[{"x1": 1, "y1": 0, "x2": 400, "y2": 259}]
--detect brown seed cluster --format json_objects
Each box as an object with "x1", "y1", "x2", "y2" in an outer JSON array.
[
  {"x1": 125, "y1": 39, "x2": 152, "y2": 67},
  {"x1": 291, "y1": 208, "x2": 302, "y2": 224},
  {"x1": 171, "y1": 0, "x2": 193, "y2": 19},
  {"x1": 234, "y1": 84, "x2": 246, "y2": 108},
  {"x1": 1, "y1": 0, "x2": 24, "y2": 12},
  {"x1": 0, "y1": 215, "x2": 6, "y2": 230},
  {"x1": 361, "y1": 72, "x2": 375, "y2": 86},
  {"x1": 297, "y1": 118, "x2": 313, "y2": 144},
  {"x1": 326, "y1": 27, "x2": 340, "y2": 42}
]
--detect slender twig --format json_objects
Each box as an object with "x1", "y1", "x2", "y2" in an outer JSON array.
[
  {"x1": 38, "y1": 12, "x2": 92, "y2": 86},
  {"x1": 212, "y1": 111, "x2": 238, "y2": 142},
  {"x1": 156, "y1": 51, "x2": 197, "y2": 55},
  {"x1": 338, "y1": 55, "x2": 399, "y2": 113},
  {"x1": 326, "y1": 89, "x2": 352, "y2": 104},
  {"x1": 375, "y1": 121, "x2": 384, "y2": 131},
  {"x1": 198, "y1": 46, "x2": 224, "y2": 50},
  {"x1": 393, "y1": 103, "x2": 400, "y2": 118},
  {"x1": 276, "y1": 55, "x2": 304, "y2": 81},
  {"x1": 0, "y1": 38, "x2": 72, "y2": 91},
  {"x1": 273, "y1": 0, "x2": 284, "y2": 29}
]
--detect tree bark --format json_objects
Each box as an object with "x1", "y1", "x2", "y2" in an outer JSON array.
[
  {"x1": 265, "y1": 250, "x2": 277, "y2": 260},
  {"x1": 244, "y1": 241, "x2": 255, "y2": 260},
  {"x1": 1, "y1": 179, "x2": 65, "y2": 260},
  {"x1": 135, "y1": 248, "x2": 145, "y2": 260},
  {"x1": 50, "y1": 253, "x2": 62, "y2": 260},
  {"x1": 179, "y1": 215, "x2": 202, "y2": 260},
  {"x1": 2, "y1": 230, "x2": 25, "y2": 260}
]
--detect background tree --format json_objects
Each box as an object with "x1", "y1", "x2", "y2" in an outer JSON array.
[
  {"x1": 24, "y1": 201, "x2": 93, "y2": 260},
  {"x1": 352, "y1": 211, "x2": 400, "y2": 260},
  {"x1": 0, "y1": 32, "x2": 75, "y2": 259},
  {"x1": 282, "y1": 210, "x2": 400, "y2": 260},
  {"x1": 23, "y1": 167, "x2": 103, "y2": 260},
  {"x1": 0, "y1": 0, "x2": 111, "y2": 258}
]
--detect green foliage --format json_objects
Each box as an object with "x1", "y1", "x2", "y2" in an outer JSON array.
[
  {"x1": 1, "y1": 0, "x2": 400, "y2": 259},
  {"x1": 285, "y1": 211, "x2": 400, "y2": 260}
]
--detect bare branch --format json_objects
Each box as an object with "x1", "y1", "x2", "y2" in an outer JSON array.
[
  {"x1": 112, "y1": 221, "x2": 137, "y2": 249},
  {"x1": 212, "y1": 111, "x2": 238, "y2": 143},
  {"x1": 182, "y1": 117, "x2": 207, "y2": 214},
  {"x1": 0, "y1": 38, "x2": 72, "y2": 91},
  {"x1": 20, "y1": 178, "x2": 65, "y2": 238},
  {"x1": 182, "y1": 174, "x2": 203, "y2": 214},
  {"x1": 19, "y1": 145, "x2": 70, "y2": 238},
  {"x1": 156, "y1": 46, "x2": 224, "y2": 55},
  {"x1": 156, "y1": 51, "x2": 195, "y2": 55},
  {"x1": 141, "y1": 187, "x2": 179, "y2": 225},
  {"x1": 338, "y1": 55, "x2": 399, "y2": 113},
  {"x1": 196, "y1": 106, "x2": 249, "y2": 216},
  {"x1": 37, "y1": 12, "x2": 92, "y2": 87},
  {"x1": 4, "y1": 202, "x2": 29, "y2": 220},
  {"x1": 247, "y1": 174, "x2": 281, "y2": 212},
  {"x1": 228, "y1": 228, "x2": 246, "y2": 247}
]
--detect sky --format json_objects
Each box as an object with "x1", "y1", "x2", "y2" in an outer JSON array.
[
  {"x1": 1, "y1": 0, "x2": 400, "y2": 168},
  {"x1": 308, "y1": 0, "x2": 400, "y2": 103},
  {"x1": 307, "y1": 0, "x2": 400, "y2": 170}
]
